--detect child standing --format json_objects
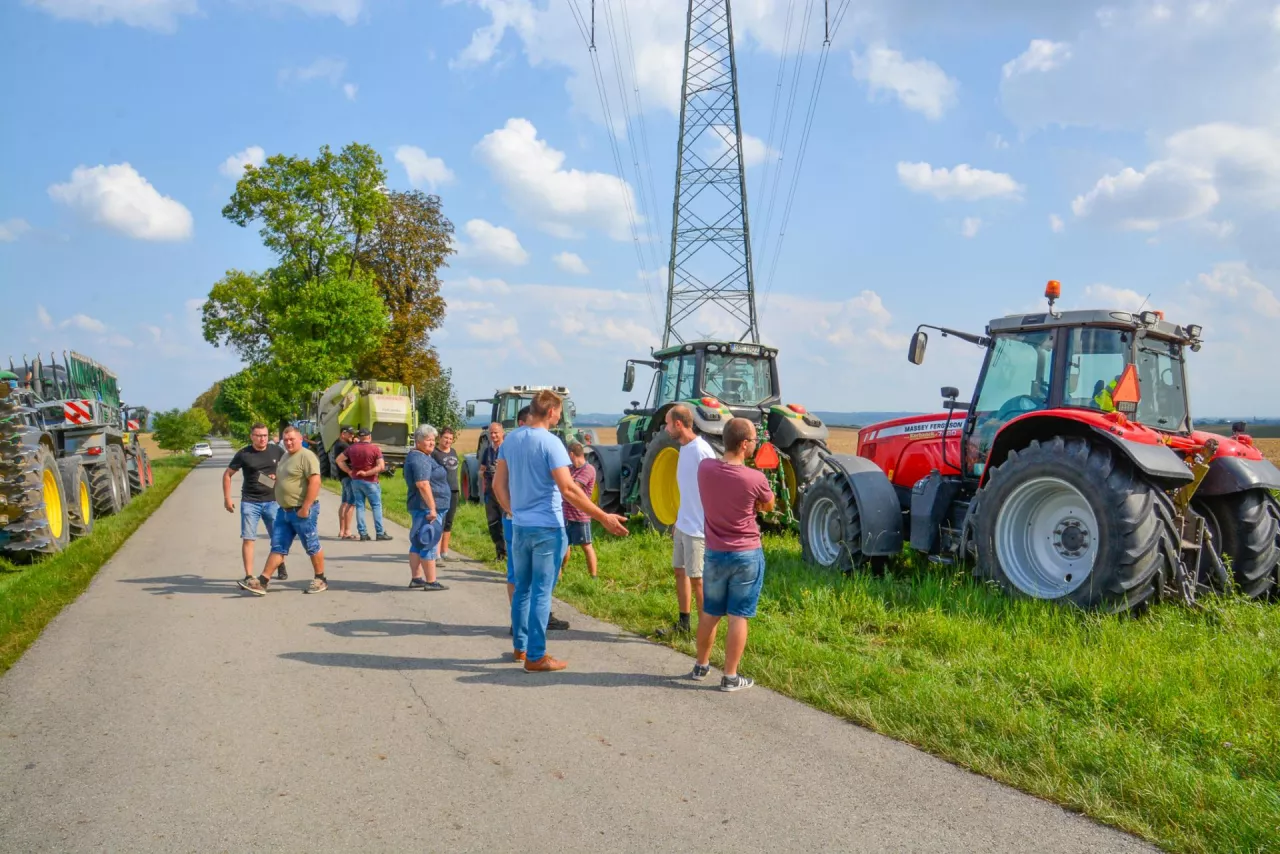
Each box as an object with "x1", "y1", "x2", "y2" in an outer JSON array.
[{"x1": 561, "y1": 442, "x2": 599, "y2": 578}]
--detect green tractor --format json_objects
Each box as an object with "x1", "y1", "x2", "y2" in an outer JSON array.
[
  {"x1": 588, "y1": 340, "x2": 830, "y2": 531},
  {"x1": 308, "y1": 378, "x2": 418, "y2": 477},
  {"x1": 459, "y1": 385, "x2": 598, "y2": 503}
]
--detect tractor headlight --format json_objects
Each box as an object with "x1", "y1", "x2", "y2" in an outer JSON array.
[
  {"x1": 1140, "y1": 310, "x2": 1158, "y2": 325},
  {"x1": 1186, "y1": 324, "x2": 1202, "y2": 339}
]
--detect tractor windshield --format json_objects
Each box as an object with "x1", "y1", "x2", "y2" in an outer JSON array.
[
  {"x1": 703, "y1": 353, "x2": 774, "y2": 406},
  {"x1": 1135, "y1": 336, "x2": 1190, "y2": 431},
  {"x1": 1063, "y1": 328, "x2": 1189, "y2": 431}
]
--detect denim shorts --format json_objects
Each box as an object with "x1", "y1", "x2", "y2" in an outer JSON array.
[
  {"x1": 565, "y1": 520, "x2": 592, "y2": 546},
  {"x1": 270, "y1": 503, "x2": 322, "y2": 557},
  {"x1": 410, "y1": 509, "x2": 444, "y2": 560},
  {"x1": 340, "y1": 478, "x2": 355, "y2": 504},
  {"x1": 240, "y1": 500, "x2": 278, "y2": 541},
  {"x1": 702, "y1": 547, "x2": 766, "y2": 618}
]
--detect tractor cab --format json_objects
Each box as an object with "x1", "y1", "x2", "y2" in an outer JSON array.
[{"x1": 465, "y1": 385, "x2": 579, "y2": 433}]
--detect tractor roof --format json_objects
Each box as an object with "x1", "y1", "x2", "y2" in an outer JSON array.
[
  {"x1": 495, "y1": 385, "x2": 572, "y2": 397},
  {"x1": 652, "y1": 340, "x2": 778, "y2": 359},
  {"x1": 988, "y1": 309, "x2": 1198, "y2": 343}
]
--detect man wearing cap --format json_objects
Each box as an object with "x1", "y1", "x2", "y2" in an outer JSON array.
[
  {"x1": 331, "y1": 425, "x2": 358, "y2": 540},
  {"x1": 337, "y1": 429, "x2": 393, "y2": 542}
]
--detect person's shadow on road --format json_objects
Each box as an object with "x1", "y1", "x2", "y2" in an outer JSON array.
[
  {"x1": 119, "y1": 574, "x2": 245, "y2": 597},
  {"x1": 310, "y1": 618, "x2": 647, "y2": 646}
]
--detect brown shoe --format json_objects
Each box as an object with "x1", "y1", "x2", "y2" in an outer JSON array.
[
  {"x1": 511, "y1": 651, "x2": 527, "y2": 663},
  {"x1": 524, "y1": 655, "x2": 567, "y2": 673}
]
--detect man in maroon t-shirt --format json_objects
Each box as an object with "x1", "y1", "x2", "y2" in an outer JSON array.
[
  {"x1": 690, "y1": 417, "x2": 774, "y2": 692},
  {"x1": 336, "y1": 430, "x2": 393, "y2": 542}
]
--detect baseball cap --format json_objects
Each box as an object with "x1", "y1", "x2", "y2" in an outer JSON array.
[
  {"x1": 357, "y1": 429, "x2": 372, "y2": 437},
  {"x1": 340, "y1": 425, "x2": 355, "y2": 434}
]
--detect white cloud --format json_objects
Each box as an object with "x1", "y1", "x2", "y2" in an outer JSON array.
[
  {"x1": 142, "y1": 324, "x2": 163, "y2": 343},
  {"x1": 0, "y1": 218, "x2": 31, "y2": 242},
  {"x1": 36, "y1": 306, "x2": 54, "y2": 330},
  {"x1": 105, "y1": 334, "x2": 134, "y2": 349},
  {"x1": 851, "y1": 44, "x2": 958, "y2": 120},
  {"x1": 1050, "y1": 213, "x2": 1065, "y2": 233},
  {"x1": 1198, "y1": 261, "x2": 1280, "y2": 318},
  {"x1": 1072, "y1": 161, "x2": 1219, "y2": 231},
  {"x1": 1274, "y1": 4, "x2": 1280, "y2": 30},
  {"x1": 990, "y1": 133, "x2": 1010, "y2": 150},
  {"x1": 533, "y1": 339, "x2": 563, "y2": 364},
  {"x1": 48, "y1": 163, "x2": 193, "y2": 241},
  {"x1": 960, "y1": 216, "x2": 982, "y2": 238},
  {"x1": 61, "y1": 313, "x2": 107, "y2": 334},
  {"x1": 219, "y1": 145, "x2": 265, "y2": 179},
  {"x1": 23, "y1": 0, "x2": 197, "y2": 32},
  {"x1": 1082, "y1": 283, "x2": 1148, "y2": 311},
  {"x1": 707, "y1": 126, "x2": 776, "y2": 167},
  {"x1": 464, "y1": 314, "x2": 519, "y2": 344},
  {"x1": 279, "y1": 57, "x2": 356, "y2": 96},
  {"x1": 459, "y1": 219, "x2": 529, "y2": 266},
  {"x1": 475, "y1": 118, "x2": 638, "y2": 240},
  {"x1": 271, "y1": 0, "x2": 365, "y2": 25},
  {"x1": 552, "y1": 251, "x2": 589, "y2": 275},
  {"x1": 897, "y1": 162, "x2": 1024, "y2": 201},
  {"x1": 394, "y1": 145, "x2": 455, "y2": 191},
  {"x1": 1002, "y1": 39, "x2": 1072, "y2": 78},
  {"x1": 343, "y1": 82, "x2": 358, "y2": 100}
]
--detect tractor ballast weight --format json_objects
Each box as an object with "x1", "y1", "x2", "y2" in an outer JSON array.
[
  {"x1": 799, "y1": 284, "x2": 1280, "y2": 613},
  {"x1": 459, "y1": 385, "x2": 597, "y2": 503},
  {"x1": 590, "y1": 340, "x2": 830, "y2": 532},
  {"x1": 309, "y1": 378, "x2": 418, "y2": 477}
]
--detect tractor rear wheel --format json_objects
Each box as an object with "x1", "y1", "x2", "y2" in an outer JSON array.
[
  {"x1": 128, "y1": 447, "x2": 150, "y2": 496},
  {"x1": 973, "y1": 436, "x2": 1176, "y2": 613},
  {"x1": 639, "y1": 431, "x2": 682, "y2": 534},
  {"x1": 316, "y1": 444, "x2": 332, "y2": 479},
  {"x1": 88, "y1": 457, "x2": 123, "y2": 517},
  {"x1": 3, "y1": 445, "x2": 70, "y2": 559},
  {"x1": 112, "y1": 448, "x2": 132, "y2": 510},
  {"x1": 799, "y1": 472, "x2": 870, "y2": 574},
  {"x1": 58, "y1": 457, "x2": 94, "y2": 540},
  {"x1": 1195, "y1": 490, "x2": 1280, "y2": 599}
]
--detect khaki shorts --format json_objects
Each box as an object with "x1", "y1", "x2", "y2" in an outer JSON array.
[{"x1": 672, "y1": 529, "x2": 706, "y2": 579}]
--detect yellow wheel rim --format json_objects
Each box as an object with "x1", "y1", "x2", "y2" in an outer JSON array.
[
  {"x1": 43, "y1": 468, "x2": 63, "y2": 541},
  {"x1": 591, "y1": 476, "x2": 600, "y2": 505},
  {"x1": 649, "y1": 446, "x2": 680, "y2": 526},
  {"x1": 80, "y1": 482, "x2": 91, "y2": 524},
  {"x1": 782, "y1": 456, "x2": 799, "y2": 513}
]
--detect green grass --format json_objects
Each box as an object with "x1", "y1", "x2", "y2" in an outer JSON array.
[
  {"x1": 326, "y1": 477, "x2": 1280, "y2": 853},
  {"x1": 0, "y1": 456, "x2": 198, "y2": 675}
]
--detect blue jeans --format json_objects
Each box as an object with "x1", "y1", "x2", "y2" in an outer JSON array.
[
  {"x1": 702, "y1": 547, "x2": 766, "y2": 618},
  {"x1": 349, "y1": 480, "x2": 385, "y2": 536},
  {"x1": 270, "y1": 504, "x2": 323, "y2": 557},
  {"x1": 410, "y1": 510, "x2": 443, "y2": 560},
  {"x1": 511, "y1": 525, "x2": 569, "y2": 660},
  {"x1": 503, "y1": 515, "x2": 514, "y2": 583},
  {"x1": 240, "y1": 500, "x2": 278, "y2": 541}
]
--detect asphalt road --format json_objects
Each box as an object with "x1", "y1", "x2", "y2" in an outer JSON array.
[{"x1": 0, "y1": 439, "x2": 1152, "y2": 853}]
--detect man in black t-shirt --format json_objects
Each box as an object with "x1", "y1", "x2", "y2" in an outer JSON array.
[
  {"x1": 432, "y1": 426, "x2": 461, "y2": 561},
  {"x1": 224, "y1": 423, "x2": 288, "y2": 582},
  {"x1": 331, "y1": 425, "x2": 357, "y2": 540}
]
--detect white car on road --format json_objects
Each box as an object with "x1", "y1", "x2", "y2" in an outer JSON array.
[{"x1": 192, "y1": 442, "x2": 214, "y2": 459}]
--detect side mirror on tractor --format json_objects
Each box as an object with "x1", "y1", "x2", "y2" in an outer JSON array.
[
  {"x1": 566, "y1": 401, "x2": 577, "y2": 419},
  {"x1": 908, "y1": 331, "x2": 928, "y2": 365},
  {"x1": 622, "y1": 363, "x2": 636, "y2": 393},
  {"x1": 465, "y1": 402, "x2": 476, "y2": 419}
]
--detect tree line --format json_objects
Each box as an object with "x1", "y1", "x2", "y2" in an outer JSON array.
[{"x1": 167, "y1": 142, "x2": 464, "y2": 448}]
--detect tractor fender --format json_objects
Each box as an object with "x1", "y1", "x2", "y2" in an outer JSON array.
[
  {"x1": 461, "y1": 453, "x2": 480, "y2": 501},
  {"x1": 586, "y1": 444, "x2": 626, "y2": 496},
  {"x1": 645, "y1": 402, "x2": 726, "y2": 442},
  {"x1": 1198, "y1": 456, "x2": 1280, "y2": 496},
  {"x1": 820, "y1": 453, "x2": 904, "y2": 556},
  {"x1": 768, "y1": 408, "x2": 829, "y2": 449},
  {"x1": 985, "y1": 414, "x2": 1193, "y2": 488}
]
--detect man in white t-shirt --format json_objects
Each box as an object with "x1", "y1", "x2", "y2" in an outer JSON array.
[{"x1": 658, "y1": 404, "x2": 717, "y2": 637}]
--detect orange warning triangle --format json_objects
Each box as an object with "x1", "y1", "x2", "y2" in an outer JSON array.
[
  {"x1": 754, "y1": 441, "x2": 780, "y2": 471},
  {"x1": 1111, "y1": 364, "x2": 1141, "y2": 406}
]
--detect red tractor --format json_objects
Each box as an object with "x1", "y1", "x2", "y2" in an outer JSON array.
[{"x1": 799, "y1": 281, "x2": 1280, "y2": 613}]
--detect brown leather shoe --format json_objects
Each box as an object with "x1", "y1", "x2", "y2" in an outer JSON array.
[
  {"x1": 523, "y1": 655, "x2": 567, "y2": 672},
  {"x1": 511, "y1": 651, "x2": 527, "y2": 663}
]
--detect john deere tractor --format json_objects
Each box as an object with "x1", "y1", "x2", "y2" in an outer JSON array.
[
  {"x1": 459, "y1": 385, "x2": 598, "y2": 503},
  {"x1": 588, "y1": 340, "x2": 829, "y2": 532},
  {"x1": 308, "y1": 378, "x2": 418, "y2": 477},
  {"x1": 799, "y1": 280, "x2": 1280, "y2": 614}
]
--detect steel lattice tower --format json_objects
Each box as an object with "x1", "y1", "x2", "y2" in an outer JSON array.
[{"x1": 663, "y1": 0, "x2": 758, "y2": 347}]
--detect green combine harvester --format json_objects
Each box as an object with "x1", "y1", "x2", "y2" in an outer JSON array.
[{"x1": 307, "y1": 378, "x2": 418, "y2": 477}]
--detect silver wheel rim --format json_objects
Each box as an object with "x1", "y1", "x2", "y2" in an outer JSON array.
[
  {"x1": 806, "y1": 495, "x2": 843, "y2": 566},
  {"x1": 994, "y1": 476, "x2": 1097, "y2": 598}
]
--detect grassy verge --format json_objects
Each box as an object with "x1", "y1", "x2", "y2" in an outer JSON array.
[{"x1": 0, "y1": 455, "x2": 199, "y2": 674}]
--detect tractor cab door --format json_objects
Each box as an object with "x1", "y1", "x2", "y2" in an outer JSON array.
[
  {"x1": 964, "y1": 329, "x2": 1056, "y2": 478},
  {"x1": 496, "y1": 394, "x2": 523, "y2": 428},
  {"x1": 654, "y1": 354, "x2": 696, "y2": 408}
]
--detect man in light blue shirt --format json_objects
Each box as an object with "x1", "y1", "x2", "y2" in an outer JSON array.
[{"x1": 494, "y1": 390, "x2": 629, "y2": 673}]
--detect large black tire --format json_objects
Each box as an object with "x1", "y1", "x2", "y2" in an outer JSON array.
[
  {"x1": 638, "y1": 430, "x2": 681, "y2": 534},
  {"x1": 1195, "y1": 490, "x2": 1280, "y2": 599},
  {"x1": 88, "y1": 457, "x2": 123, "y2": 518},
  {"x1": 784, "y1": 438, "x2": 826, "y2": 491},
  {"x1": 111, "y1": 448, "x2": 132, "y2": 510},
  {"x1": 58, "y1": 457, "x2": 94, "y2": 540},
  {"x1": 583, "y1": 448, "x2": 620, "y2": 515},
  {"x1": 972, "y1": 436, "x2": 1177, "y2": 613},
  {"x1": 799, "y1": 472, "x2": 870, "y2": 574},
  {"x1": 316, "y1": 444, "x2": 332, "y2": 480},
  {"x1": 127, "y1": 446, "x2": 150, "y2": 496},
  {"x1": 4, "y1": 445, "x2": 70, "y2": 558}
]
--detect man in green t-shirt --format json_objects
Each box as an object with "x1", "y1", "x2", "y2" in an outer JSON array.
[{"x1": 238, "y1": 426, "x2": 328, "y2": 595}]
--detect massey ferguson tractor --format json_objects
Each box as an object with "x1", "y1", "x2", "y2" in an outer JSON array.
[
  {"x1": 589, "y1": 340, "x2": 830, "y2": 532},
  {"x1": 799, "y1": 281, "x2": 1280, "y2": 613}
]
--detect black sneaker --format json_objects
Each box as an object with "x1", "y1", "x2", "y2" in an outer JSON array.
[
  {"x1": 720, "y1": 675, "x2": 754, "y2": 693},
  {"x1": 421, "y1": 581, "x2": 447, "y2": 591},
  {"x1": 376, "y1": 533, "x2": 394, "y2": 542},
  {"x1": 409, "y1": 577, "x2": 427, "y2": 589},
  {"x1": 547, "y1": 614, "x2": 570, "y2": 631},
  {"x1": 276, "y1": 564, "x2": 288, "y2": 581},
  {"x1": 655, "y1": 622, "x2": 691, "y2": 638},
  {"x1": 689, "y1": 663, "x2": 711, "y2": 681},
  {"x1": 359, "y1": 533, "x2": 371, "y2": 542}
]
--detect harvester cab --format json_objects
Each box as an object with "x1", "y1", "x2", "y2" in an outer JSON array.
[
  {"x1": 591, "y1": 340, "x2": 829, "y2": 531},
  {"x1": 459, "y1": 386, "x2": 597, "y2": 503},
  {"x1": 800, "y1": 280, "x2": 1280, "y2": 614}
]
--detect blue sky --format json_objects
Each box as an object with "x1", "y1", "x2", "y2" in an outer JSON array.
[{"x1": 2, "y1": 0, "x2": 1279, "y2": 418}]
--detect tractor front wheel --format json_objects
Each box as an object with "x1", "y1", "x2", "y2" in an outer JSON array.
[
  {"x1": 973, "y1": 436, "x2": 1175, "y2": 613},
  {"x1": 89, "y1": 457, "x2": 123, "y2": 518},
  {"x1": 639, "y1": 431, "x2": 682, "y2": 534},
  {"x1": 58, "y1": 457, "x2": 94, "y2": 540},
  {"x1": 799, "y1": 472, "x2": 871, "y2": 574},
  {"x1": 1195, "y1": 490, "x2": 1280, "y2": 599},
  {"x1": 316, "y1": 444, "x2": 332, "y2": 480},
  {"x1": 5, "y1": 445, "x2": 70, "y2": 559}
]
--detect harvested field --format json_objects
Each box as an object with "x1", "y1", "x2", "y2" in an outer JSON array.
[
  {"x1": 1256, "y1": 438, "x2": 1280, "y2": 466},
  {"x1": 136, "y1": 432, "x2": 176, "y2": 459}
]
